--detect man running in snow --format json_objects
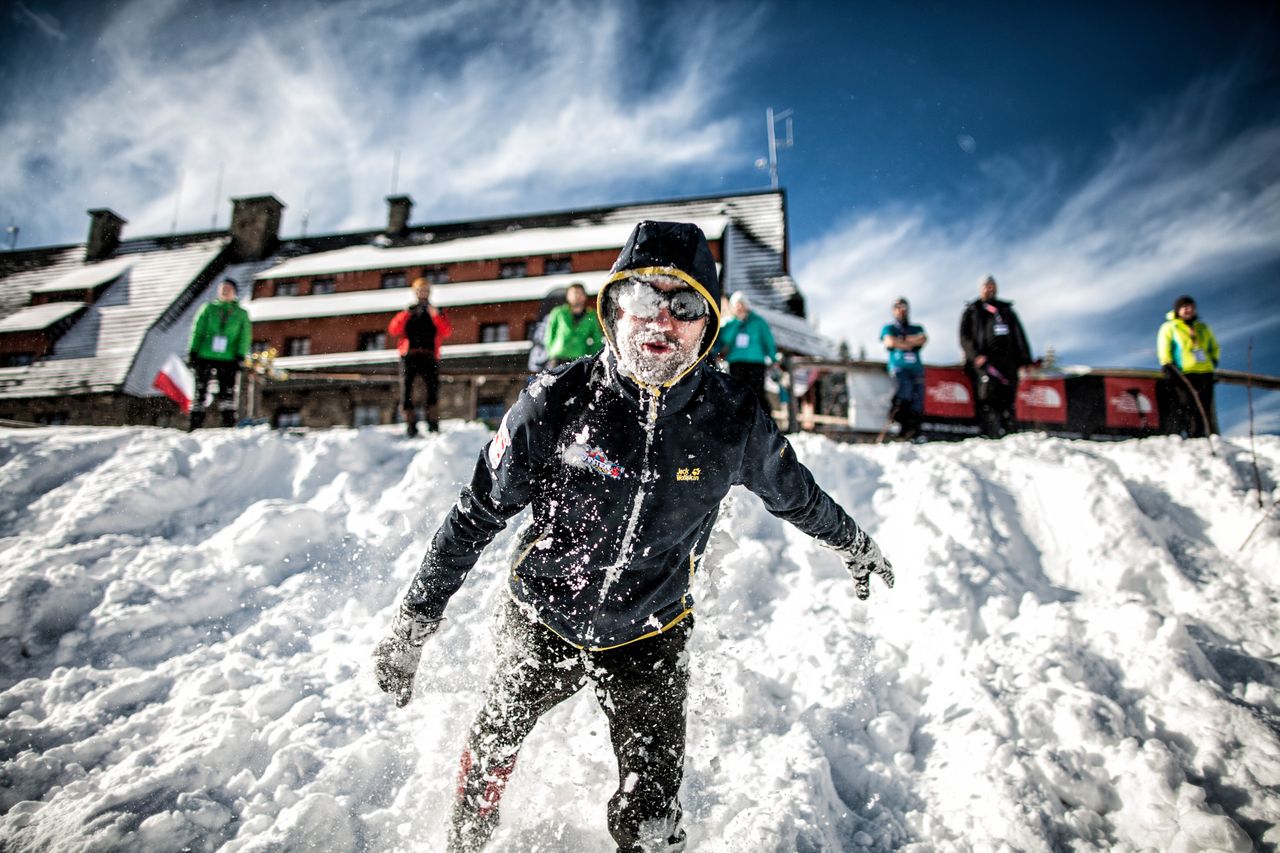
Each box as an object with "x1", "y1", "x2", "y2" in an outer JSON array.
[{"x1": 372, "y1": 221, "x2": 893, "y2": 853}]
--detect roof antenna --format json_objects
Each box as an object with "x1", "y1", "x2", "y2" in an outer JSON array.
[{"x1": 755, "y1": 107, "x2": 794, "y2": 190}]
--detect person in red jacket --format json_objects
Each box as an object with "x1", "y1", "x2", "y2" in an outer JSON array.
[{"x1": 388, "y1": 278, "x2": 453, "y2": 436}]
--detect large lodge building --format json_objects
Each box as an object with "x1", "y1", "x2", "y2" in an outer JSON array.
[{"x1": 0, "y1": 190, "x2": 835, "y2": 429}]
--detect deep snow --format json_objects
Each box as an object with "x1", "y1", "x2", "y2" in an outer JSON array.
[{"x1": 0, "y1": 423, "x2": 1277, "y2": 852}]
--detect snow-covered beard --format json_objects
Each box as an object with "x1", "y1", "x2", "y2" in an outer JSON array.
[{"x1": 613, "y1": 319, "x2": 703, "y2": 386}]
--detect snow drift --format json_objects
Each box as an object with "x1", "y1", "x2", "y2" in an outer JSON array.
[{"x1": 0, "y1": 424, "x2": 1277, "y2": 852}]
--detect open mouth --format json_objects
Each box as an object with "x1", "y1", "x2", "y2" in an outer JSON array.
[{"x1": 642, "y1": 339, "x2": 674, "y2": 355}]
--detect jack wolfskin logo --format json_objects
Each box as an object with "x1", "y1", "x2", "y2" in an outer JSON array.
[
  {"x1": 564, "y1": 444, "x2": 625, "y2": 479},
  {"x1": 677, "y1": 467, "x2": 701, "y2": 481}
]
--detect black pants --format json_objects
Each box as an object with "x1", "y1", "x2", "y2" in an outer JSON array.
[
  {"x1": 970, "y1": 366, "x2": 1018, "y2": 438},
  {"x1": 192, "y1": 359, "x2": 239, "y2": 420},
  {"x1": 399, "y1": 352, "x2": 440, "y2": 410},
  {"x1": 1170, "y1": 371, "x2": 1218, "y2": 437},
  {"x1": 728, "y1": 361, "x2": 770, "y2": 417},
  {"x1": 449, "y1": 599, "x2": 691, "y2": 853}
]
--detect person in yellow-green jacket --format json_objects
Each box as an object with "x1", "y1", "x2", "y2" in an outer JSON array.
[
  {"x1": 1157, "y1": 294, "x2": 1220, "y2": 437},
  {"x1": 187, "y1": 279, "x2": 252, "y2": 430}
]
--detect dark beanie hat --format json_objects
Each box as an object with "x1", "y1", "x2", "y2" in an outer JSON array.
[{"x1": 1173, "y1": 295, "x2": 1196, "y2": 311}]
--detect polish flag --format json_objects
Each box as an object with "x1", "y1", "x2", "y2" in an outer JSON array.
[{"x1": 153, "y1": 353, "x2": 195, "y2": 413}]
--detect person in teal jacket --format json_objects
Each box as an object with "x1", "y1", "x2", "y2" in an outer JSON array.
[
  {"x1": 1157, "y1": 294, "x2": 1220, "y2": 437},
  {"x1": 543, "y1": 282, "x2": 604, "y2": 368},
  {"x1": 715, "y1": 291, "x2": 778, "y2": 416},
  {"x1": 187, "y1": 279, "x2": 251, "y2": 430}
]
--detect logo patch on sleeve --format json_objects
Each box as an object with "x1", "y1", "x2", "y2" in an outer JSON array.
[{"x1": 488, "y1": 418, "x2": 512, "y2": 469}]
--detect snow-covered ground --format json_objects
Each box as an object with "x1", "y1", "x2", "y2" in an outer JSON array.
[{"x1": 1, "y1": 423, "x2": 1277, "y2": 852}]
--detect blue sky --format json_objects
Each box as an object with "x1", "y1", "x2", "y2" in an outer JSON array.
[{"x1": 3, "y1": 0, "x2": 1278, "y2": 431}]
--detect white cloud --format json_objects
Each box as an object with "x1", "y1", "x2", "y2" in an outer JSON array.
[
  {"x1": 795, "y1": 73, "x2": 1280, "y2": 369},
  {"x1": 0, "y1": 0, "x2": 757, "y2": 246}
]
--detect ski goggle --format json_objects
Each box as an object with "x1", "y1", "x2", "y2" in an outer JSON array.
[{"x1": 612, "y1": 279, "x2": 709, "y2": 322}]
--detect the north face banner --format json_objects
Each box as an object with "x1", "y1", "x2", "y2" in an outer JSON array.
[
  {"x1": 1103, "y1": 376, "x2": 1160, "y2": 429},
  {"x1": 923, "y1": 367, "x2": 974, "y2": 418},
  {"x1": 1016, "y1": 377, "x2": 1068, "y2": 424}
]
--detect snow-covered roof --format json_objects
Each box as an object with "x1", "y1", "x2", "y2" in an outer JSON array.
[
  {"x1": 255, "y1": 217, "x2": 730, "y2": 280},
  {"x1": 29, "y1": 257, "x2": 133, "y2": 294},
  {"x1": 272, "y1": 340, "x2": 532, "y2": 371},
  {"x1": 247, "y1": 273, "x2": 606, "y2": 323},
  {"x1": 0, "y1": 301, "x2": 86, "y2": 333},
  {"x1": 747, "y1": 304, "x2": 840, "y2": 358},
  {"x1": 0, "y1": 237, "x2": 228, "y2": 399}
]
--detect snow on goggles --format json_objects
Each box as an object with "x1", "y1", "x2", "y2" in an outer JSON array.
[{"x1": 614, "y1": 279, "x2": 709, "y2": 322}]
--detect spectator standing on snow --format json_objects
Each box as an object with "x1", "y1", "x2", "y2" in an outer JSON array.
[
  {"x1": 372, "y1": 221, "x2": 894, "y2": 853},
  {"x1": 881, "y1": 296, "x2": 928, "y2": 440},
  {"x1": 959, "y1": 275, "x2": 1034, "y2": 438},
  {"x1": 187, "y1": 279, "x2": 251, "y2": 430},
  {"x1": 544, "y1": 281, "x2": 604, "y2": 368},
  {"x1": 714, "y1": 291, "x2": 779, "y2": 417},
  {"x1": 388, "y1": 277, "x2": 453, "y2": 436},
  {"x1": 1158, "y1": 294, "x2": 1220, "y2": 437}
]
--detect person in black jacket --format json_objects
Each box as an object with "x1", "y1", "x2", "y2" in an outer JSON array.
[
  {"x1": 959, "y1": 275, "x2": 1034, "y2": 438},
  {"x1": 372, "y1": 221, "x2": 894, "y2": 853}
]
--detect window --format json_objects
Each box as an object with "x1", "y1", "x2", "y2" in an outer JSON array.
[
  {"x1": 480, "y1": 323, "x2": 510, "y2": 343},
  {"x1": 544, "y1": 257, "x2": 571, "y2": 275},
  {"x1": 499, "y1": 261, "x2": 526, "y2": 279},
  {"x1": 311, "y1": 277, "x2": 336, "y2": 295},
  {"x1": 274, "y1": 280, "x2": 300, "y2": 297},
  {"x1": 381, "y1": 272, "x2": 407, "y2": 289},
  {"x1": 36, "y1": 412, "x2": 70, "y2": 426},
  {"x1": 2, "y1": 352, "x2": 35, "y2": 367},
  {"x1": 357, "y1": 331, "x2": 387, "y2": 351},
  {"x1": 353, "y1": 404, "x2": 382, "y2": 428},
  {"x1": 285, "y1": 337, "x2": 311, "y2": 356},
  {"x1": 251, "y1": 339, "x2": 274, "y2": 355},
  {"x1": 423, "y1": 266, "x2": 450, "y2": 284},
  {"x1": 476, "y1": 397, "x2": 507, "y2": 424},
  {"x1": 274, "y1": 408, "x2": 302, "y2": 429}
]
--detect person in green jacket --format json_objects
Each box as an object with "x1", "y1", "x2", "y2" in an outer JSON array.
[
  {"x1": 1157, "y1": 294, "x2": 1220, "y2": 437},
  {"x1": 188, "y1": 279, "x2": 252, "y2": 430},
  {"x1": 543, "y1": 282, "x2": 603, "y2": 368},
  {"x1": 715, "y1": 291, "x2": 779, "y2": 416}
]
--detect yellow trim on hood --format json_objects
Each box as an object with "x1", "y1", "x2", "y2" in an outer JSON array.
[{"x1": 596, "y1": 266, "x2": 723, "y2": 390}]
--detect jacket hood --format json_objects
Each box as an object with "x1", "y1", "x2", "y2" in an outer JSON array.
[{"x1": 596, "y1": 220, "x2": 723, "y2": 386}]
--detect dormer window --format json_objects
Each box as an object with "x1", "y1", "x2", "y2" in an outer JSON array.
[
  {"x1": 275, "y1": 281, "x2": 300, "y2": 297},
  {"x1": 499, "y1": 261, "x2": 526, "y2": 279},
  {"x1": 311, "y1": 277, "x2": 336, "y2": 295},
  {"x1": 423, "y1": 266, "x2": 450, "y2": 284},
  {"x1": 544, "y1": 257, "x2": 571, "y2": 275},
  {"x1": 381, "y1": 272, "x2": 407, "y2": 289}
]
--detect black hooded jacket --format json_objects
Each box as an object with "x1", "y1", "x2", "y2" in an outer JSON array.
[
  {"x1": 959, "y1": 297, "x2": 1033, "y2": 376},
  {"x1": 402, "y1": 222, "x2": 866, "y2": 650}
]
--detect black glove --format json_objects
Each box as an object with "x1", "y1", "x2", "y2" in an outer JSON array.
[
  {"x1": 830, "y1": 529, "x2": 894, "y2": 601},
  {"x1": 372, "y1": 606, "x2": 441, "y2": 707}
]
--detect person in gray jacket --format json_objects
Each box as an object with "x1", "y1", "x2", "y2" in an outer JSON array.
[{"x1": 373, "y1": 221, "x2": 894, "y2": 853}]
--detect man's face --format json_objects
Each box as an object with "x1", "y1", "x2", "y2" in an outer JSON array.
[
  {"x1": 892, "y1": 303, "x2": 908, "y2": 323},
  {"x1": 980, "y1": 280, "x2": 997, "y2": 301},
  {"x1": 566, "y1": 286, "x2": 586, "y2": 311},
  {"x1": 1177, "y1": 303, "x2": 1197, "y2": 322},
  {"x1": 413, "y1": 280, "x2": 431, "y2": 303},
  {"x1": 612, "y1": 277, "x2": 708, "y2": 385},
  {"x1": 732, "y1": 299, "x2": 749, "y2": 320},
  {"x1": 218, "y1": 283, "x2": 237, "y2": 302}
]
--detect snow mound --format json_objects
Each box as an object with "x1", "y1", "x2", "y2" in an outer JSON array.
[{"x1": 1, "y1": 424, "x2": 1277, "y2": 851}]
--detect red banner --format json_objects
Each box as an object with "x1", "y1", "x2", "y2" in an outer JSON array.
[
  {"x1": 924, "y1": 367, "x2": 975, "y2": 418},
  {"x1": 1103, "y1": 377, "x2": 1159, "y2": 429},
  {"x1": 1015, "y1": 377, "x2": 1067, "y2": 424}
]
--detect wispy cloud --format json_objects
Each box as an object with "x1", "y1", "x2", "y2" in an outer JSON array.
[
  {"x1": 0, "y1": 0, "x2": 758, "y2": 245},
  {"x1": 795, "y1": 72, "x2": 1280, "y2": 370},
  {"x1": 12, "y1": 1, "x2": 67, "y2": 41}
]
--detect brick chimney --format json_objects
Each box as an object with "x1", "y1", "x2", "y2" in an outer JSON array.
[
  {"x1": 85, "y1": 209, "x2": 127, "y2": 261},
  {"x1": 229, "y1": 194, "x2": 285, "y2": 261},
  {"x1": 386, "y1": 195, "x2": 414, "y2": 237}
]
